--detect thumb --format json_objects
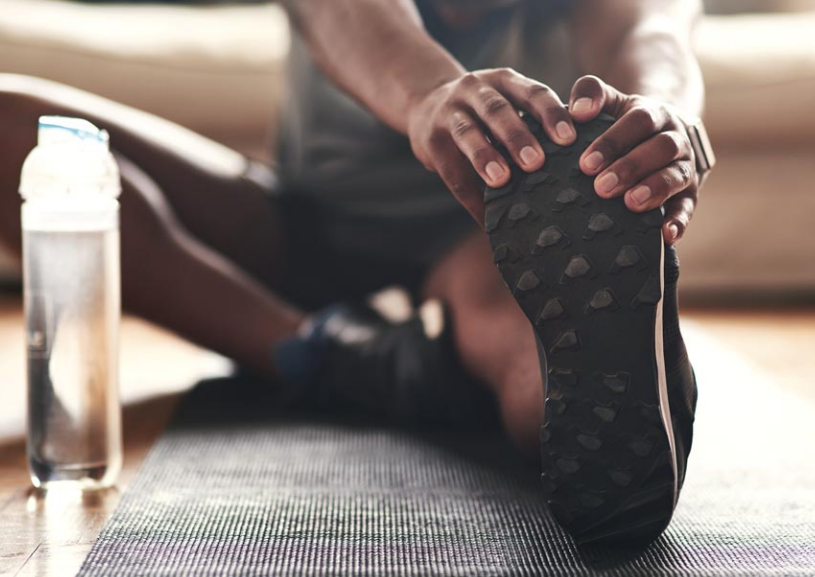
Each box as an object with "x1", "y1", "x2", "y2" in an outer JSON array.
[{"x1": 569, "y1": 75, "x2": 627, "y2": 122}]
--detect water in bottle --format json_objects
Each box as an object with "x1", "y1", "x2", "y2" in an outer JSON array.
[{"x1": 20, "y1": 116, "x2": 123, "y2": 490}]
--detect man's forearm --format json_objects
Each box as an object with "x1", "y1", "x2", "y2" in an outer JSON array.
[
  {"x1": 571, "y1": 0, "x2": 704, "y2": 117},
  {"x1": 282, "y1": 0, "x2": 464, "y2": 133},
  {"x1": 605, "y1": 20, "x2": 704, "y2": 117}
]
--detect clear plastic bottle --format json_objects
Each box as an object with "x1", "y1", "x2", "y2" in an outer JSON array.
[{"x1": 20, "y1": 116, "x2": 122, "y2": 490}]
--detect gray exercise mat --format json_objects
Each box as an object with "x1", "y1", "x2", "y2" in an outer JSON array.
[{"x1": 77, "y1": 337, "x2": 815, "y2": 576}]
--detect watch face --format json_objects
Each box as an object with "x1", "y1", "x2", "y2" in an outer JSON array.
[{"x1": 687, "y1": 121, "x2": 716, "y2": 173}]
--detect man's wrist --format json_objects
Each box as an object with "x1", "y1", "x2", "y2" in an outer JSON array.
[{"x1": 682, "y1": 116, "x2": 715, "y2": 187}]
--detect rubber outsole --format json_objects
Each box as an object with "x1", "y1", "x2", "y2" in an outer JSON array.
[{"x1": 485, "y1": 114, "x2": 677, "y2": 546}]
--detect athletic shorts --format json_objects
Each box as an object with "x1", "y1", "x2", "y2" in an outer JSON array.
[{"x1": 243, "y1": 162, "x2": 478, "y2": 311}]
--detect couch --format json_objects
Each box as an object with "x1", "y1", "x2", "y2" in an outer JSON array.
[{"x1": 1, "y1": 0, "x2": 814, "y2": 300}]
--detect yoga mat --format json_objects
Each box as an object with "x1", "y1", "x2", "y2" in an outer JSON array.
[{"x1": 77, "y1": 329, "x2": 815, "y2": 576}]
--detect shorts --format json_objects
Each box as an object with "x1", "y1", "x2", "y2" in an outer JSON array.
[{"x1": 243, "y1": 162, "x2": 478, "y2": 311}]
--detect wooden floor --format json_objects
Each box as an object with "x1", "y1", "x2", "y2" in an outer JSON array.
[
  {"x1": 0, "y1": 295, "x2": 813, "y2": 577},
  {"x1": 0, "y1": 296, "x2": 223, "y2": 577}
]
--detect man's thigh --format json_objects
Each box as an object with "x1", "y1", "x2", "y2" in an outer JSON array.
[{"x1": 0, "y1": 74, "x2": 284, "y2": 287}]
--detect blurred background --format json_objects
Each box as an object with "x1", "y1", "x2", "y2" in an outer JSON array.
[
  {"x1": 0, "y1": 0, "x2": 814, "y2": 299},
  {"x1": 0, "y1": 0, "x2": 813, "y2": 303},
  {"x1": 0, "y1": 0, "x2": 814, "y2": 301}
]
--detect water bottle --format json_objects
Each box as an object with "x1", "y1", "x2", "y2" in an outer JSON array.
[{"x1": 20, "y1": 116, "x2": 123, "y2": 490}]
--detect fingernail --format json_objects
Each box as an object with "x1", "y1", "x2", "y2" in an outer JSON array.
[
  {"x1": 630, "y1": 185, "x2": 652, "y2": 205},
  {"x1": 572, "y1": 97, "x2": 593, "y2": 116},
  {"x1": 583, "y1": 151, "x2": 604, "y2": 172},
  {"x1": 485, "y1": 161, "x2": 505, "y2": 182},
  {"x1": 520, "y1": 146, "x2": 541, "y2": 167},
  {"x1": 556, "y1": 121, "x2": 574, "y2": 141},
  {"x1": 595, "y1": 172, "x2": 618, "y2": 195},
  {"x1": 667, "y1": 222, "x2": 680, "y2": 241}
]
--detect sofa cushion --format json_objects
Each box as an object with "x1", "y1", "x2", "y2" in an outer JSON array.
[
  {"x1": 696, "y1": 12, "x2": 815, "y2": 146},
  {"x1": 0, "y1": 0, "x2": 289, "y2": 157},
  {"x1": 3, "y1": 1, "x2": 813, "y2": 151}
]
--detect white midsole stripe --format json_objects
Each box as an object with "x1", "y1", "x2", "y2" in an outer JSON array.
[{"x1": 655, "y1": 240, "x2": 679, "y2": 507}]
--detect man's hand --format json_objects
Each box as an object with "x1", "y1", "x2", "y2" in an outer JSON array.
[
  {"x1": 568, "y1": 75, "x2": 699, "y2": 245},
  {"x1": 407, "y1": 68, "x2": 576, "y2": 224}
]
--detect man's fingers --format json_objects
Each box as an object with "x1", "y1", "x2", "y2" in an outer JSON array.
[
  {"x1": 494, "y1": 70, "x2": 576, "y2": 146},
  {"x1": 457, "y1": 76, "x2": 544, "y2": 172},
  {"x1": 593, "y1": 131, "x2": 692, "y2": 198},
  {"x1": 663, "y1": 190, "x2": 697, "y2": 244},
  {"x1": 564, "y1": 74, "x2": 701, "y2": 244},
  {"x1": 622, "y1": 159, "x2": 696, "y2": 213},
  {"x1": 447, "y1": 110, "x2": 511, "y2": 188},
  {"x1": 568, "y1": 75, "x2": 626, "y2": 123},
  {"x1": 580, "y1": 105, "x2": 674, "y2": 176}
]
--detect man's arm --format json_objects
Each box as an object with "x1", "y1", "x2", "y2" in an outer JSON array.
[
  {"x1": 566, "y1": 0, "x2": 705, "y2": 243},
  {"x1": 281, "y1": 0, "x2": 578, "y2": 222},
  {"x1": 282, "y1": 0, "x2": 461, "y2": 134},
  {"x1": 571, "y1": 0, "x2": 703, "y2": 116}
]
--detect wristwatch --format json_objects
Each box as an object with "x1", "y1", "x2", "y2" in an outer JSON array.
[{"x1": 682, "y1": 117, "x2": 716, "y2": 187}]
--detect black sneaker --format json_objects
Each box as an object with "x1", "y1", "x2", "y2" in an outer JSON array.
[
  {"x1": 484, "y1": 114, "x2": 697, "y2": 545},
  {"x1": 276, "y1": 301, "x2": 498, "y2": 427}
]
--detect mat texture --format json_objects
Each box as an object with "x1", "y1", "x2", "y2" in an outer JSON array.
[{"x1": 77, "y1": 330, "x2": 815, "y2": 576}]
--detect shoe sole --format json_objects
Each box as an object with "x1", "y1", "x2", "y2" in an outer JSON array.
[{"x1": 485, "y1": 114, "x2": 678, "y2": 545}]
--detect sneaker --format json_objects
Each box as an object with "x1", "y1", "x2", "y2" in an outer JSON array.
[
  {"x1": 275, "y1": 301, "x2": 498, "y2": 427},
  {"x1": 484, "y1": 114, "x2": 697, "y2": 545}
]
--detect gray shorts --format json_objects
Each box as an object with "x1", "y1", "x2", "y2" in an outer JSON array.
[{"x1": 246, "y1": 163, "x2": 478, "y2": 311}]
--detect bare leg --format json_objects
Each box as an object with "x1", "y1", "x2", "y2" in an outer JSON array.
[
  {"x1": 423, "y1": 232, "x2": 543, "y2": 457},
  {"x1": 0, "y1": 74, "x2": 302, "y2": 375}
]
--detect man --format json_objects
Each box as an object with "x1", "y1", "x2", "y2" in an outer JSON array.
[{"x1": 0, "y1": 0, "x2": 711, "y2": 544}]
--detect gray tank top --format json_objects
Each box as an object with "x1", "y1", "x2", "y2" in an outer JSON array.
[{"x1": 277, "y1": 0, "x2": 576, "y2": 220}]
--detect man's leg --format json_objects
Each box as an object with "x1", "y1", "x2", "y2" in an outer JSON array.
[
  {"x1": 422, "y1": 232, "x2": 543, "y2": 457},
  {"x1": 0, "y1": 74, "x2": 303, "y2": 375}
]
